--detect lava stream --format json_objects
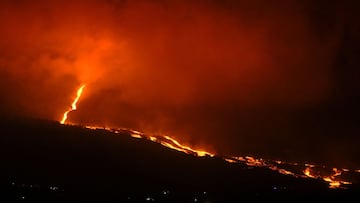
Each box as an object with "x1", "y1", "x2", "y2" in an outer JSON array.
[
  {"x1": 60, "y1": 85, "x2": 86, "y2": 124},
  {"x1": 80, "y1": 124, "x2": 357, "y2": 189}
]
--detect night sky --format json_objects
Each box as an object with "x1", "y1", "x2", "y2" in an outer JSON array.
[{"x1": 0, "y1": 0, "x2": 359, "y2": 167}]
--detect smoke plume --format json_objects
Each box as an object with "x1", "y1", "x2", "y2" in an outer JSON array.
[{"x1": 1, "y1": 0, "x2": 359, "y2": 166}]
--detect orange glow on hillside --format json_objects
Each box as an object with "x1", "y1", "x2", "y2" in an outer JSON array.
[
  {"x1": 58, "y1": 85, "x2": 358, "y2": 189},
  {"x1": 77, "y1": 123, "x2": 357, "y2": 189},
  {"x1": 303, "y1": 167, "x2": 353, "y2": 189}
]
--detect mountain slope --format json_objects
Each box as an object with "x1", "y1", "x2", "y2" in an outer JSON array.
[{"x1": 0, "y1": 118, "x2": 359, "y2": 202}]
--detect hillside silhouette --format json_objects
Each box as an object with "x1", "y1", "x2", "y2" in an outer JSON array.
[{"x1": 0, "y1": 117, "x2": 359, "y2": 202}]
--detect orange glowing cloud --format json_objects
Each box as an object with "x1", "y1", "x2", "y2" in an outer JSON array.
[{"x1": 0, "y1": 0, "x2": 359, "y2": 167}]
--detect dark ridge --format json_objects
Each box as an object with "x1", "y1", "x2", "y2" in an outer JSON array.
[{"x1": 0, "y1": 118, "x2": 359, "y2": 202}]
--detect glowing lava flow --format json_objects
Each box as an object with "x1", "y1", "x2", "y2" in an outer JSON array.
[
  {"x1": 60, "y1": 85, "x2": 86, "y2": 124},
  {"x1": 80, "y1": 125, "x2": 357, "y2": 189},
  {"x1": 59, "y1": 85, "x2": 358, "y2": 189},
  {"x1": 303, "y1": 167, "x2": 352, "y2": 189}
]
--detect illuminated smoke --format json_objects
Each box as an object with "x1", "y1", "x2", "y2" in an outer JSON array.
[{"x1": 0, "y1": 0, "x2": 359, "y2": 167}]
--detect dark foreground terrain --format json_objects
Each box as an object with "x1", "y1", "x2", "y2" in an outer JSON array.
[{"x1": 0, "y1": 117, "x2": 359, "y2": 202}]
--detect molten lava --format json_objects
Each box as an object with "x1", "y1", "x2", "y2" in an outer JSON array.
[
  {"x1": 78, "y1": 124, "x2": 358, "y2": 189},
  {"x1": 303, "y1": 166, "x2": 352, "y2": 188},
  {"x1": 58, "y1": 85, "x2": 358, "y2": 189},
  {"x1": 60, "y1": 85, "x2": 86, "y2": 124}
]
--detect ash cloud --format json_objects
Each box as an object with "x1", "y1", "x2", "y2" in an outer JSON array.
[{"x1": 0, "y1": 0, "x2": 359, "y2": 166}]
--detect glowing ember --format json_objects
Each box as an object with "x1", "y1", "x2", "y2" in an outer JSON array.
[
  {"x1": 60, "y1": 85, "x2": 86, "y2": 124},
  {"x1": 302, "y1": 166, "x2": 354, "y2": 188},
  {"x1": 278, "y1": 169, "x2": 295, "y2": 176},
  {"x1": 131, "y1": 134, "x2": 142, "y2": 139},
  {"x1": 303, "y1": 167, "x2": 317, "y2": 179},
  {"x1": 161, "y1": 136, "x2": 214, "y2": 157}
]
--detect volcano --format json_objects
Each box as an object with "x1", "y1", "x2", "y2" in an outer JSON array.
[{"x1": 0, "y1": 117, "x2": 359, "y2": 202}]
